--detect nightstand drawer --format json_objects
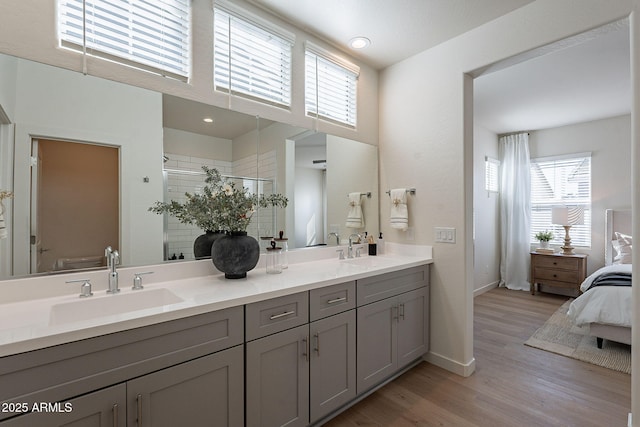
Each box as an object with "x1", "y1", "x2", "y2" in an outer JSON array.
[
  {"x1": 534, "y1": 256, "x2": 579, "y2": 270},
  {"x1": 534, "y1": 267, "x2": 578, "y2": 284}
]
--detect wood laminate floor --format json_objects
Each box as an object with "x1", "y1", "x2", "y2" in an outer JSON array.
[{"x1": 324, "y1": 287, "x2": 631, "y2": 427}]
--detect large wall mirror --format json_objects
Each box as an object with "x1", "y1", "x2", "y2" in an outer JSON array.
[{"x1": 0, "y1": 52, "x2": 378, "y2": 280}]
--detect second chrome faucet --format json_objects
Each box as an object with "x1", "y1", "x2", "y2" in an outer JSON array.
[{"x1": 105, "y1": 246, "x2": 120, "y2": 293}]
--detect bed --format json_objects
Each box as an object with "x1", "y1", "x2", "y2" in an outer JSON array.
[{"x1": 567, "y1": 209, "x2": 632, "y2": 348}]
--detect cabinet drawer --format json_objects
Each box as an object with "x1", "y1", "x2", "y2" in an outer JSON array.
[
  {"x1": 309, "y1": 281, "x2": 356, "y2": 321},
  {"x1": 534, "y1": 268, "x2": 578, "y2": 284},
  {"x1": 357, "y1": 265, "x2": 429, "y2": 306},
  {"x1": 534, "y1": 255, "x2": 579, "y2": 270},
  {"x1": 246, "y1": 292, "x2": 309, "y2": 341}
]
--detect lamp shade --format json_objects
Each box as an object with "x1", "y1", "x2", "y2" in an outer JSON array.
[{"x1": 552, "y1": 206, "x2": 584, "y2": 226}]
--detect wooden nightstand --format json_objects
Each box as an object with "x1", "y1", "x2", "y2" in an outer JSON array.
[{"x1": 530, "y1": 252, "x2": 587, "y2": 295}]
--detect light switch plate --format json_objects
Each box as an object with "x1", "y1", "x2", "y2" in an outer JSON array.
[{"x1": 435, "y1": 227, "x2": 456, "y2": 243}]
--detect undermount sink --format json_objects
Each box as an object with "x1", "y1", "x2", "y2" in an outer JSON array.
[
  {"x1": 341, "y1": 257, "x2": 391, "y2": 268},
  {"x1": 49, "y1": 288, "x2": 183, "y2": 325}
]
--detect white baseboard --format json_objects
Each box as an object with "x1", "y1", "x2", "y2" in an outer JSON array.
[
  {"x1": 424, "y1": 351, "x2": 476, "y2": 377},
  {"x1": 473, "y1": 281, "x2": 499, "y2": 298},
  {"x1": 628, "y1": 412, "x2": 632, "y2": 427}
]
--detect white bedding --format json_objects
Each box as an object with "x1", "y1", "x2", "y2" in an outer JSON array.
[{"x1": 567, "y1": 264, "x2": 632, "y2": 328}]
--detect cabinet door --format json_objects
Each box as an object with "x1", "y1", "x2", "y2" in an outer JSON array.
[
  {"x1": 397, "y1": 286, "x2": 429, "y2": 368},
  {"x1": 127, "y1": 345, "x2": 244, "y2": 427},
  {"x1": 356, "y1": 297, "x2": 397, "y2": 394},
  {"x1": 309, "y1": 310, "x2": 356, "y2": 423},
  {"x1": 0, "y1": 384, "x2": 125, "y2": 427},
  {"x1": 246, "y1": 325, "x2": 309, "y2": 427}
]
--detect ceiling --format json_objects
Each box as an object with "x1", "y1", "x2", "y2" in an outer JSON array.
[
  {"x1": 249, "y1": 0, "x2": 536, "y2": 70},
  {"x1": 248, "y1": 1, "x2": 631, "y2": 135}
]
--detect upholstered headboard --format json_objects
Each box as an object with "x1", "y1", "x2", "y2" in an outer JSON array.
[{"x1": 604, "y1": 209, "x2": 632, "y2": 266}]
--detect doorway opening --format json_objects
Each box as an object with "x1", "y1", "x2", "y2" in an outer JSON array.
[{"x1": 30, "y1": 138, "x2": 119, "y2": 273}]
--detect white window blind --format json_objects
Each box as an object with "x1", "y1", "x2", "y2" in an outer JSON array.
[
  {"x1": 305, "y1": 44, "x2": 359, "y2": 128},
  {"x1": 214, "y1": 6, "x2": 293, "y2": 108},
  {"x1": 58, "y1": 0, "x2": 191, "y2": 81},
  {"x1": 530, "y1": 153, "x2": 591, "y2": 247},
  {"x1": 485, "y1": 156, "x2": 500, "y2": 193}
]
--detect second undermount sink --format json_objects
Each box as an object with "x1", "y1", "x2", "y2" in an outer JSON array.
[
  {"x1": 341, "y1": 256, "x2": 392, "y2": 268},
  {"x1": 49, "y1": 288, "x2": 183, "y2": 326}
]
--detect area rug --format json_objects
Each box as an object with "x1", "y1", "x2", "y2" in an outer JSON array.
[{"x1": 524, "y1": 300, "x2": 631, "y2": 374}]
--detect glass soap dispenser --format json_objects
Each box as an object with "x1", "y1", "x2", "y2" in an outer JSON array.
[
  {"x1": 265, "y1": 240, "x2": 283, "y2": 274},
  {"x1": 273, "y1": 230, "x2": 289, "y2": 269}
]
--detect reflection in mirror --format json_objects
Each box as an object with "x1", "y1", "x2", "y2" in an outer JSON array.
[
  {"x1": 161, "y1": 96, "x2": 264, "y2": 260},
  {"x1": 0, "y1": 51, "x2": 379, "y2": 280},
  {"x1": 256, "y1": 122, "x2": 379, "y2": 250}
]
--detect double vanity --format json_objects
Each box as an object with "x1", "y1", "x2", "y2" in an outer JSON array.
[{"x1": 0, "y1": 245, "x2": 432, "y2": 426}]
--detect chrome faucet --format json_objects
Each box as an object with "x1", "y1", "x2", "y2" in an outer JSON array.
[
  {"x1": 328, "y1": 232, "x2": 340, "y2": 246},
  {"x1": 105, "y1": 246, "x2": 120, "y2": 294},
  {"x1": 347, "y1": 234, "x2": 361, "y2": 258}
]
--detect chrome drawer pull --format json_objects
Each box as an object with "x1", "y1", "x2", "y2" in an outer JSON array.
[
  {"x1": 269, "y1": 310, "x2": 295, "y2": 320},
  {"x1": 327, "y1": 296, "x2": 347, "y2": 304},
  {"x1": 314, "y1": 332, "x2": 320, "y2": 356}
]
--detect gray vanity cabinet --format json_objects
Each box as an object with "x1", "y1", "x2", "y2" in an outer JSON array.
[
  {"x1": 245, "y1": 324, "x2": 310, "y2": 427},
  {"x1": 356, "y1": 266, "x2": 429, "y2": 394},
  {"x1": 245, "y1": 282, "x2": 357, "y2": 427},
  {"x1": 127, "y1": 345, "x2": 244, "y2": 427},
  {"x1": 309, "y1": 309, "x2": 356, "y2": 424}
]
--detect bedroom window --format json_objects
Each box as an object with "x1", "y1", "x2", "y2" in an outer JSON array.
[
  {"x1": 57, "y1": 0, "x2": 191, "y2": 82},
  {"x1": 305, "y1": 42, "x2": 359, "y2": 128},
  {"x1": 485, "y1": 156, "x2": 500, "y2": 193},
  {"x1": 530, "y1": 153, "x2": 592, "y2": 247},
  {"x1": 213, "y1": 4, "x2": 293, "y2": 108}
]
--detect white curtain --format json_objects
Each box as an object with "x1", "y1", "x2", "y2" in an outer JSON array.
[{"x1": 499, "y1": 133, "x2": 531, "y2": 291}]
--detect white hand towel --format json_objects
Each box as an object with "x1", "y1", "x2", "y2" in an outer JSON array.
[
  {"x1": 0, "y1": 213, "x2": 6, "y2": 239},
  {"x1": 390, "y1": 188, "x2": 408, "y2": 231},
  {"x1": 346, "y1": 192, "x2": 364, "y2": 229}
]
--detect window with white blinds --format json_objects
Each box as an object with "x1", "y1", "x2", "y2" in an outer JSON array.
[
  {"x1": 485, "y1": 157, "x2": 500, "y2": 193},
  {"x1": 58, "y1": 0, "x2": 191, "y2": 81},
  {"x1": 305, "y1": 44, "x2": 359, "y2": 128},
  {"x1": 213, "y1": 6, "x2": 293, "y2": 108},
  {"x1": 530, "y1": 153, "x2": 591, "y2": 247}
]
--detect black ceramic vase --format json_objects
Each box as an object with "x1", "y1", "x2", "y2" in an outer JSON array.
[
  {"x1": 211, "y1": 231, "x2": 260, "y2": 279},
  {"x1": 193, "y1": 230, "x2": 225, "y2": 260}
]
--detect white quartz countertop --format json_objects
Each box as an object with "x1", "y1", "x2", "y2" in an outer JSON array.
[{"x1": 0, "y1": 247, "x2": 432, "y2": 357}]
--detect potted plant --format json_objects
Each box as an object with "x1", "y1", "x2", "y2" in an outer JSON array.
[
  {"x1": 150, "y1": 166, "x2": 288, "y2": 277},
  {"x1": 534, "y1": 230, "x2": 554, "y2": 249}
]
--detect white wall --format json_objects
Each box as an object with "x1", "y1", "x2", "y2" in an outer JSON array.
[
  {"x1": 11, "y1": 58, "x2": 163, "y2": 273},
  {"x1": 0, "y1": 53, "x2": 17, "y2": 121},
  {"x1": 0, "y1": 0, "x2": 378, "y2": 147},
  {"x1": 379, "y1": 0, "x2": 635, "y2": 377},
  {"x1": 163, "y1": 128, "x2": 233, "y2": 162},
  {"x1": 529, "y1": 115, "x2": 632, "y2": 272},
  {"x1": 473, "y1": 125, "x2": 500, "y2": 294}
]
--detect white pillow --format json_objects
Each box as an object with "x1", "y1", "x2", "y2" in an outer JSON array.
[{"x1": 612, "y1": 232, "x2": 632, "y2": 264}]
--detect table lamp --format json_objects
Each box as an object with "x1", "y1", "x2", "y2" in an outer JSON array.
[{"x1": 551, "y1": 206, "x2": 584, "y2": 255}]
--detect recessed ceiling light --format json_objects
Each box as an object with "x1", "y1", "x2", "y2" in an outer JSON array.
[
  {"x1": 203, "y1": 117, "x2": 213, "y2": 123},
  {"x1": 349, "y1": 37, "x2": 371, "y2": 49}
]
